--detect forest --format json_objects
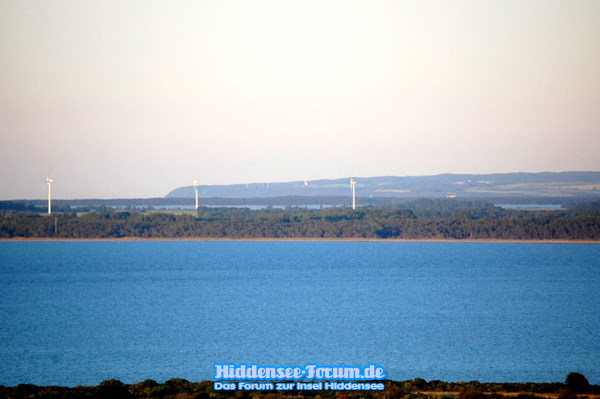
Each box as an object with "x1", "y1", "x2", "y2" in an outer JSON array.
[{"x1": 1, "y1": 199, "x2": 599, "y2": 240}]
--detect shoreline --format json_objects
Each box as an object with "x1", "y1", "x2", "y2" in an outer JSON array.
[
  {"x1": 1, "y1": 237, "x2": 599, "y2": 244},
  {"x1": 1, "y1": 381, "x2": 598, "y2": 398}
]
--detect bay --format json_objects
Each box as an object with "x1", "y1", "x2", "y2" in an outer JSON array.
[{"x1": 0, "y1": 241, "x2": 598, "y2": 386}]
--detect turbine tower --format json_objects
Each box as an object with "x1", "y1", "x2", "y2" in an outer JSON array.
[
  {"x1": 193, "y1": 179, "x2": 200, "y2": 210},
  {"x1": 350, "y1": 178, "x2": 357, "y2": 210},
  {"x1": 45, "y1": 176, "x2": 54, "y2": 214}
]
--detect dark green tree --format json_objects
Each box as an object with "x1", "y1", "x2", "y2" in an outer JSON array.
[
  {"x1": 95, "y1": 379, "x2": 133, "y2": 399},
  {"x1": 565, "y1": 372, "x2": 590, "y2": 393}
]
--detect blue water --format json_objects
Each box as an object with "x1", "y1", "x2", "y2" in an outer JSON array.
[
  {"x1": 149, "y1": 205, "x2": 337, "y2": 210},
  {"x1": 495, "y1": 204, "x2": 563, "y2": 209},
  {"x1": 0, "y1": 241, "x2": 598, "y2": 386}
]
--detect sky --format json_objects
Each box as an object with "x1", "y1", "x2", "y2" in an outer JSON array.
[{"x1": 1, "y1": 0, "x2": 599, "y2": 200}]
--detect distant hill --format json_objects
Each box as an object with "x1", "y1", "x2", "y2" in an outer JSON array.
[{"x1": 166, "y1": 171, "x2": 600, "y2": 199}]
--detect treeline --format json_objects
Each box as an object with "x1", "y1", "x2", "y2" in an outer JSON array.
[
  {"x1": 1, "y1": 200, "x2": 599, "y2": 240},
  {"x1": 2, "y1": 195, "x2": 599, "y2": 212},
  {"x1": 0, "y1": 373, "x2": 597, "y2": 399}
]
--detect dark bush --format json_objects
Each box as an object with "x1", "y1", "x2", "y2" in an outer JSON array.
[{"x1": 565, "y1": 372, "x2": 590, "y2": 393}]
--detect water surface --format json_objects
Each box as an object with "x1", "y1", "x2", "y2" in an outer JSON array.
[{"x1": 0, "y1": 241, "x2": 598, "y2": 386}]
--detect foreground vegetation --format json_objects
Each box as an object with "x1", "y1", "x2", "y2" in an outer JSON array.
[
  {"x1": 1, "y1": 373, "x2": 597, "y2": 399},
  {"x1": 1, "y1": 199, "x2": 599, "y2": 240}
]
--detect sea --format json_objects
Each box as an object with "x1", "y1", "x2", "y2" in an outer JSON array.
[{"x1": 0, "y1": 241, "x2": 598, "y2": 387}]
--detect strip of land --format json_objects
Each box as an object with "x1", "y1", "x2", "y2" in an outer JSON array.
[
  {"x1": 1, "y1": 237, "x2": 599, "y2": 243},
  {"x1": 1, "y1": 378, "x2": 598, "y2": 399},
  {"x1": 2, "y1": 199, "x2": 599, "y2": 241}
]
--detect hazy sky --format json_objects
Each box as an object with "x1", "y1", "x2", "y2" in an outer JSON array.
[{"x1": 1, "y1": 0, "x2": 599, "y2": 199}]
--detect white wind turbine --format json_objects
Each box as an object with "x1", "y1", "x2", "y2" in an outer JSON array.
[
  {"x1": 350, "y1": 178, "x2": 357, "y2": 210},
  {"x1": 193, "y1": 179, "x2": 200, "y2": 209},
  {"x1": 45, "y1": 171, "x2": 54, "y2": 214}
]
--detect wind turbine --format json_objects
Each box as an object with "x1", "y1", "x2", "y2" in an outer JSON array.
[
  {"x1": 45, "y1": 172, "x2": 54, "y2": 214},
  {"x1": 193, "y1": 179, "x2": 200, "y2": 209},
  {"x1": 350, "y1": 178, "x2": 357, "y2": 210}
]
